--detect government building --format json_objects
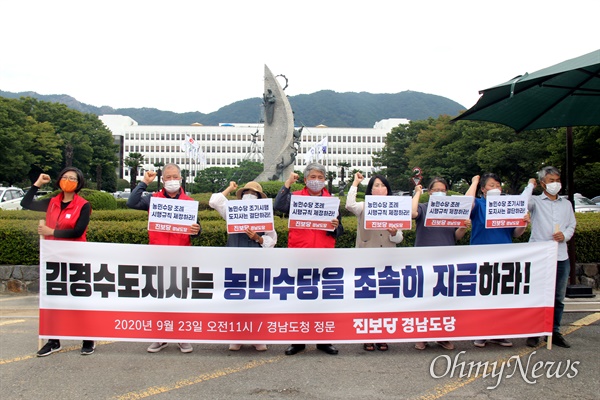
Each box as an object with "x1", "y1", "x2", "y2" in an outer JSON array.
[{"x1": 99, "y1": 115, "x2": 409, "y2": 184}]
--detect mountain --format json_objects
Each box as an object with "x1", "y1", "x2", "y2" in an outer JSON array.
[{"x1": 0, "y1": 89, "x2": 465, "y2": 128}]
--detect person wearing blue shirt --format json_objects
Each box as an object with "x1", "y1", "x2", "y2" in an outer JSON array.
[{"x1": 470, "y1": 173, "x2": 529, "y2": 348}]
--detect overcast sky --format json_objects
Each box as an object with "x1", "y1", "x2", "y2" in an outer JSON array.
[{"x1": 1, "y1": 0, "x2": 598, "y2": 116}]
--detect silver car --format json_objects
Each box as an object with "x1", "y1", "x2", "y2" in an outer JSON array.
[
  {"x1": 0, "y1": 187, "x2": 25, "y2": 210},
  {"x1": 572, "y1": 194, "x2": 600, "y2": 213}
]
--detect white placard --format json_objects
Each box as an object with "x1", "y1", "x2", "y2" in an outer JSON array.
[
  {"x1": 424, "y1": 196, "x2": 473, "y2": 227},
  {"x1": 225, "y1": 198, "x2": 274, "y2": 233},
  {"x1": 288, "y1": 195, "x2": 340, "y2": 231},
  {"x1": 364, "y1": 195, "x2": 412, "y2": 230},
  {"x1": 486, "y1": 195, "x2": 528, "y2": 228},
  {"x1": 148, "y1": 197, "x2": 199, "y2": 234}
]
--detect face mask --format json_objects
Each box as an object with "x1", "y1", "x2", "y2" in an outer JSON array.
[
  {"x1": 59, "y1": 180, "x2": 78, "y2": 193},
  {"x1": 164, "y1": 180, "x2": 181, "y2": 193},
  {"x1": 306, "y1": 179, "x2": 325, "y2": 193},
  {"x1": 242, "y1": 193, "x2": 258, "y2": 200},
  {"x1": 430, "y1": 191, "x2": 446, "y2": 197},
  {"x1": 486, "y1": 189, "x2": 501, "y2": 196},
  {"x1": 544, "y1": 182, "x2": 562, "y2": 196}
]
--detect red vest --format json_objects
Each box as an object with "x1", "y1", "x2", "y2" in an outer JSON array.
[
  {"x1": 287, "y1": 187, "x2": 337, "y2": 248},
  {"x1": 45, "y1": 192, "x2": 90, "y2": 242},
  {"x1": 149, "y1": 189, "x2": 194, "y2": 246}
]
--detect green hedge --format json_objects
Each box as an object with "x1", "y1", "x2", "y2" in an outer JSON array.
[{"x1": 1, "y1": 209, "x2": 599, "y2": 265}]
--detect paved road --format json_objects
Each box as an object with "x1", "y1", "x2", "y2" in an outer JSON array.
[{"x1": 1, "y1": 294, "x2": 599, "y2": 400}]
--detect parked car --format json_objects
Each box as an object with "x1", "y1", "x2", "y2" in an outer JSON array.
[
  {"x1": 564, "y1": 193, "x2": 600, "y2": 213},
  {"x1": 590, "y1": 195, "x2": 600, "y2": 205},
  {"x1": 0, "y1": 187, "x2": 25, "y2": 210}
]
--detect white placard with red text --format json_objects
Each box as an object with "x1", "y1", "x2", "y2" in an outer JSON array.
[
  {"x1": 486, "y1": 195, "x2": 528, "y2": 229},
  {"x1": 424, "y1": 196, "x2": 473, "y2": 227},
  {"x1": 225, "y1": 198, "x2": 274, "y2": 233},
  {"x1": 364, "y1": 195, "x2": 412, "y2": 230},
  {"x1": 39, "y1": 240, "x2": 557, "y2": 343},
  {"x1": 288, "y1": 195, "x2": 340, "y2": 231},
  {"x1": 148, "y1": 197, "x2": 199, "y2": 234}
]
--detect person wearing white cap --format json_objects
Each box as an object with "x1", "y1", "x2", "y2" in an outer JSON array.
[{"x1": 209, "y1": 181, "x2": 277, "y2": 351}]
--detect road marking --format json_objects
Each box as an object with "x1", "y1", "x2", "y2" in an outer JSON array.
[
  {"x1": 411, "y1": 312, "x2": 600, "y2": 400},
  {"x1": 0, "y1": 296, "x2": 39, "y2": 302},
  {"x1": 0, "y1": 319, "x2": 25, "y2": 326},
  {"x1": 114, "y1": 355, "x2": 287, "y2": 400},
  {"x1": 0, "y1": 341, "x2": 115, "y2": 365}
]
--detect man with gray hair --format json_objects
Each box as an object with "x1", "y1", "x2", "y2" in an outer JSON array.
[
  {"x1": 127, "y1": 163, "x2": 201, "y2": 354},
  {"x1": 523, "y1": 166, "x2": 576, "y2": 348},
  {"x1": 274, "y1": 162, "x2": 344, "y2": 355}
]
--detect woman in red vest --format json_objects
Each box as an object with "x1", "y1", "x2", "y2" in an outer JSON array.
[{"x1": 21, "y1": 167, "x2": 94, "y2": 356}]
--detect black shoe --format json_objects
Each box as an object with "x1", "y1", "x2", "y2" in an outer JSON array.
[
  {"x1": 526, "y1": 337, "x2": 540, "y2": 347},
  {"x1": 81, "y1": 340, "x2": 96, "y2": 355},
  {"x1": 37, "y1": 340, "x2": 61, "y2": 357},
  {"x1": 316, "y1": 344, "x2": 338, "y2": 355},
  {"x1": 285, "y1": 344, "x2": 306, "y2": 355},
  {"x1": 552, "y1": 332, "x2": 571, "y2": 348}
]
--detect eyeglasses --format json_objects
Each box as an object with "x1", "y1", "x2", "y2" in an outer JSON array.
[{"x1": 61, "y1": 176, "x2": 78, "y2": 182}]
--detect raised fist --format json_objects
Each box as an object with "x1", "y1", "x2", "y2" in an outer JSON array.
[
  {"x1": 35, "y1": 173, "x2": 51, "y2": 187},
  {"x1": 143, "y1": 170, "x2": 157, "y2": 184}
]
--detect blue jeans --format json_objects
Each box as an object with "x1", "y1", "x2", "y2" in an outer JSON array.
[{"x1": 554, "y1": 259, "x2": 570, "y2": 333}]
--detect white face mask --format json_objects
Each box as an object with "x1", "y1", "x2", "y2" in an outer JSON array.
[
  {"x1": 164, "y1": 180, "x2": 181, "y2": 193},
  {"x1": 306, "y1": 179, "x2": 325, "y2": 193},
  {"x1": 430, "y1": 191, "x2": 446, "y2": 197},
  {"x1": 486, "y1": 189, "x2": 501, "y2": 196},
  {"x1": 544, "y1": 182, "x2": 562, "y2": 196},
  {"x1": 242, "y1": 193, "x2": 258, "y2": 200}
]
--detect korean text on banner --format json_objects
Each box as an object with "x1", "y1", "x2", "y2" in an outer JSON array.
[
  {"x1": 364, "y1": 195, "x2": 412, "y2": 230},
  {"x1": 39, "y1": 240, "x2": 557, "y2": 343},
  {"x1": 148, "y1": 197, "x2": 199, "y2": 234},
  {"x1": 225, "y1": 198, "x2": 274, "y2": 233},
  {"x1": 288, "y1": 195, "x2": 340, "y2": 231},
  {"x1": 486, "y1": 195, "x2": 528, "y2": 228},
  {"x1": 424, "y1": 196, "x2": 473, "y2": 227}
]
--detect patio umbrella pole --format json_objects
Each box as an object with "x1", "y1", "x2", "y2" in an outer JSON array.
[{"x1": 566, "y1": 127, "x2": 577, "y2": 286}]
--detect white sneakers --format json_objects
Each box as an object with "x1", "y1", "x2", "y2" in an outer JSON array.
[
  {"x1": 229, "y1": 344, "x2": 268, "y2": 351},
  {"x1": 177, "y1": 343, "x2": 193, "y2": 353},
  {"x1": 147, "y1": 342, "x2": 193, "y2": 353}
]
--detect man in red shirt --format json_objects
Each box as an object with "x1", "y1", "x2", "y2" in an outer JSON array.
[
  {"x1": 127, "y1": 163, "x2": 201, "y2": 353},
  {"x1": 274, "y1": 163, "x2": 344, "y2": 355}
]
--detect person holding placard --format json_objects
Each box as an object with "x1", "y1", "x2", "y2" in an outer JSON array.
[
  {"x1": 469, "y1": 173, "x2": 529, "y2": 348},
  {"x1": 346, "y1": 172, "x2": 403, "y2": 352},
  {"x1": 127, "y1": 163, "x2": 201, "y2": 354},
  {"x1": 209, "y1": 180, "x2": 276, "y2": 352},
  {"x1": 522, "y1": 166, "x2": 576, "y2": 349},
  {"x1": 411, "y1": 176, "x2": 478, "y2": 351},
  {"x1": 274, "y1": 162, "x2": 344, "y2": 356},
  {"x1": 21, "y1": 168, "x2": 96, "y2": 356}
]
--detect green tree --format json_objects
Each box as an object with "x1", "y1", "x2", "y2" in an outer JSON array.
[
  {"x1": 476, "y1": 127, "x2": 554, "y2": 194},
  {"x1": 153, "y1": 161, "x2": 165, "y2": 191},
  {"x1": 231, "y1": 160, "x2": 264, "y2": 183},
  {"x1": 194, "y1": 167, "x2": 232, "y2": 193},
  {"x1": 405, "y1": 117, "x2": 481, "y2": 188},
  {"x1": 372, "y1": 121, "x2": 420, "y2": 191},
  {"x1": 124, "y1": 152, "x2": 145, "y2": 191},
  {"x1": 0, "y1": 98, "x2": 36, "y2": 185}
]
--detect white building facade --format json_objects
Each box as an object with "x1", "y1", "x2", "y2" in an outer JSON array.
[{"x1": 99, "y1": 115, "x2": 408, "y2": 183}]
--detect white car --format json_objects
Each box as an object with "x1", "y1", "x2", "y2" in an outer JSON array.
[
  {"x1": 0, "y1": 187, "x2": 25, "y2": 210},
  {"x1": 573, "y1": 193, "x2": 600, "y2": 213},
  {"x1": 562, "y1": 193, "x2": 600, "y2": 213}
]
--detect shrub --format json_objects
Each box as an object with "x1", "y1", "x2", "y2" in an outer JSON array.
[
  {"x1": 79, "y1": 189, "x2": 118, "y2": 210},
  {"x1": 1, "y1": 199, "x2": 598, "y2": 265}
]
